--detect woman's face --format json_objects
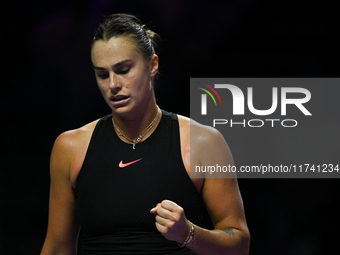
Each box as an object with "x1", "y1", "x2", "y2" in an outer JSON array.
[{"x1": 91, "y1": 36, "x2": 158, "y2": 117}]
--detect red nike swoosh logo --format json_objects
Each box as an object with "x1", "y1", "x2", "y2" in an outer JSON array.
[{"x1": 119, "y1": 158, "x2": 142, "y2": 168}]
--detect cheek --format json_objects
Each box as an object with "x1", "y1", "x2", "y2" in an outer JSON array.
[{"x1": 130, "y1": 74, "x2": 149, "y2": 91}]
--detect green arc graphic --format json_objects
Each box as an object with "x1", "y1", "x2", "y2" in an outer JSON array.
[{"x1": 198, "y1": 87, "x2": 217, "y2": 106}]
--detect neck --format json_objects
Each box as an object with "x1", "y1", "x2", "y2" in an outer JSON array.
[{"x1": 112, "y1": 103, "x2": 160, "y2": 142}]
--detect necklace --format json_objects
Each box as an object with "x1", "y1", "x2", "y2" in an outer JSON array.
[{"x1": 112, "y1": 107, "x2": 161, "y2": 149}]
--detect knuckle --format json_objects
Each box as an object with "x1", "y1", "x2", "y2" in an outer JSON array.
[
  {"x1": 170, "y1": 214, "x2": 180, "y2": 222},
  {"x1": 166, "y1": 221, "x2": 174, "y2": 228}
]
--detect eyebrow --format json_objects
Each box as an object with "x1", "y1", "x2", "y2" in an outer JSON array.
[{"x1": 93, "y1": 59, "x2": 132, "y2": 70}]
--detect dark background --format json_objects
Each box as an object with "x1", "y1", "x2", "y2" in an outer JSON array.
[{"x1": 1, "y1": 0, "x2": 339, "y2": 254}]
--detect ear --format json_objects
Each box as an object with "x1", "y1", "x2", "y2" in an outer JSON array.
[{"x1": 150, "y1": 54, "x2": 159, "y2": 78}]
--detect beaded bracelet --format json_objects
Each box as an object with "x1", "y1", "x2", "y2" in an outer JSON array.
[{"x1": 178, "y1": 222, "x2": 195, "y2": 247}]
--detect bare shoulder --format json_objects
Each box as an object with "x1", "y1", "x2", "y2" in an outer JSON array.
[
  {"x1": 53, "y1": 119, "x2": 99, "y2": 156},
  {"x1": 178, "y1": 114, "x2": 233, "y2": 167},
  {"x1": 59, "y1": 119, "x2": 99, "y2": 144},
  {"x1": 177, "y1": 114, "x2": 226, "y2": 148},
  {"x1": 50, "y1": 119, "x2": 100, "y2": 186}
]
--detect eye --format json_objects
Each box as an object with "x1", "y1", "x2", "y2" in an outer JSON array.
[
  {"x1": 118, "y1": 67, "x2": 130, "y2": 75},
  {"x1": 96, "y1": 72, "x2": 109, "y2": 79}
]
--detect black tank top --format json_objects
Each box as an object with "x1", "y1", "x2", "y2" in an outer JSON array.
[{"x1": 75, "y1": 110, "x2": 204, "y2": 254}]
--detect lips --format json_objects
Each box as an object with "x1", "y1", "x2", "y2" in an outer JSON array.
[
  {"x1": 110, "y1": 95, "x2": 129, "y2": 101},
  {"x1": 109, "y1": 95, "x2": 130, "y2": 107}
]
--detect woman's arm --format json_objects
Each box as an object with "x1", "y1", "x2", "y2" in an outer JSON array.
[
  {"x1": 151, "y1": 121, "x2": 250, "y2": 254},
  {"x1": 40, "y1": 132, "x2": 81, "y2": 255},
  {"x1": 189, "y1": 124, "x2": 250, "y2": 254}
]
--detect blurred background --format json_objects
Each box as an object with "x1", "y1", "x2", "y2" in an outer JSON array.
[{"x1": 1, "y1": 0, "x2": 339, "y2": 254}]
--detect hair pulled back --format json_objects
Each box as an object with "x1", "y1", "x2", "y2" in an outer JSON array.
[{"x1": 92, "y1": 14, "x2": 159, "y2": 62}]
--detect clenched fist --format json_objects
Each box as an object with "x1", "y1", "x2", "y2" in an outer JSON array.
[{"x1": 150, "y1": 200, "x2": 191, "y2": 243}]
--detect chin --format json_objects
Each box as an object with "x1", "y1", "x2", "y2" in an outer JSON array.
[{"x1": 111, "y1": 105, "x2": 133, "y2": 116}]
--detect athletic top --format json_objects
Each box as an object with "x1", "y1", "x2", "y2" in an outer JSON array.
[{"x1": 75, "y1": 110, "x2": 204, "y2": 254}]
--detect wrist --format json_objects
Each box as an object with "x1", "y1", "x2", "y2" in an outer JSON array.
[{"x1": 178, "y1": 222, "x2": 195, "y2": 247}]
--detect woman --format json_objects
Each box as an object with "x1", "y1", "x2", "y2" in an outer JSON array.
[{"x1": 41, "y1": 14, "x2": 250, "y2": 255}]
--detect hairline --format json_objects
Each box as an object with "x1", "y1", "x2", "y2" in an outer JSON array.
[{"x1": 92, "y1": 34, "x2": 153, "y2": 62}]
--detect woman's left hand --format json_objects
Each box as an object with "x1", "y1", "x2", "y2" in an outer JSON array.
[{"x1": 150, "y1": 200, "x2": 191, "y2": 243}]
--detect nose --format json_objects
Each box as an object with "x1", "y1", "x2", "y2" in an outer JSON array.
[{"x1": 108, "y1": 73, "x2": 121, "y2": 92}]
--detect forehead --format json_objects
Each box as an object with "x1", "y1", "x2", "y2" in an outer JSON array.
[{"x1": 91, "y1": 36, "x2": 141, "y2": 66}]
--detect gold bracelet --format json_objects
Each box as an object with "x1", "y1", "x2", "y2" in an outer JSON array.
[{"x1": 178, "y1": 222, "x2": 195, "y2": 247}]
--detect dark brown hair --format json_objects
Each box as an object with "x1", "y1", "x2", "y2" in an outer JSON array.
[{"x1": 92, "y1": 13, "x2": 159, "y2": 62}]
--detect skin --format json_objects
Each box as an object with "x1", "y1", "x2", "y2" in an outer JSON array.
[{"x1": 41, "y1": 36, "x2": 250, "y2": 255}]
